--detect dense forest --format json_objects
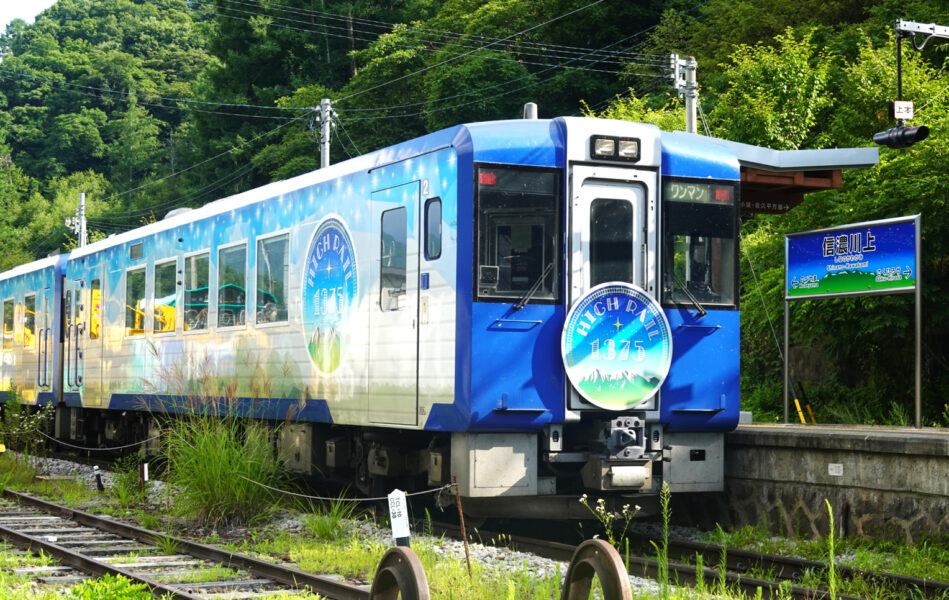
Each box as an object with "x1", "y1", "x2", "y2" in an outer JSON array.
[{"x1": 1, "y1": 0, "x2": 947, "y2": 424}]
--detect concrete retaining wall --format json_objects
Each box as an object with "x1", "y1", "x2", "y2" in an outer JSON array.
[{"x1": 671, "y1": 424, "x2": 949, "y2": 543}]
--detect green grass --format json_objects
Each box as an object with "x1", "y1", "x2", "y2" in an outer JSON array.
[{"x1": 161, "y1": 416, "x2": 291, "y2": 527}]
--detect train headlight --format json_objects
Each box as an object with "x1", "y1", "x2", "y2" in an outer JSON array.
[
  {"x1": 618, "y1": 139, "x2": 639, "y2": 159},
  {"x1": 590, "y1": 136, "x2": 640, "y2": 162},
  {"x1": 592, "y1": 137, "x2": 615, "y2": 158}
]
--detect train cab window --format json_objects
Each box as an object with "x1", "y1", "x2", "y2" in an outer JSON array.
[
  {"x1": 24, "y1": 294, "x2": 36, "y2": 348},
  {"x1": 256, "y1": 234, "x2": 288, "y2": 324},
  {"x1": 380, "y1": 207, "x2": 407, "y2": 312},
  {"x1": 661, "y1": 179, "x2": 738, "y2": 308},
  {"x1": 476, "y1": 166, "x2": 561, "y2": 303},
  {"x1": 184, "y1": 252, "x2": 209, "y2": 331},
  {"x1": 88, "y1": 281, "x2": 100, "y2": 340},
  {"x1": 424, "y1": 198, "x2": 442, "y2": 260},
  {"x1": 218, "y1": 244, "x2": 247, "y2": 327},
  {"x1": 590, "y1": 198, "x2": 633, "y2": 286},
  {"x1": 125, "y1": 267, "x2": 146, "y2": 336},
  {"x1": 154, "y1": 261, "x2": 177, "y2": 334},
  {"x1": 2, "y1": 299, "x2": 13, "y2": 349}
]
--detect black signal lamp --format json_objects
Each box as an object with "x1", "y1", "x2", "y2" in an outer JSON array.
[{"x1": 872, "y1": 125, "x2": 929, "y2": 149}]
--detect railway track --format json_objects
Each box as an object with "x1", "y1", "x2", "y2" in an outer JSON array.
[
  {"x1": 0, "y1": 489, "x2": 372, "y2": 599},
  {"x1": 430, "y1": 520, "x2": 949, "y2": 600}
]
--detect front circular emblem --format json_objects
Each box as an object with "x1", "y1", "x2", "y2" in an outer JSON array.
[
  {"x1": 561, "y1": 282, "x2": 672, "y2": 410},
  {"x1": 302, "y1": 217, "x2": 358, "y2": 373}
]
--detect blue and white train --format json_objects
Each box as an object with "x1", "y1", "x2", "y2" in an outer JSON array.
[{"x1": 0, "y1": 114, "x2": 875, "y2": 516}]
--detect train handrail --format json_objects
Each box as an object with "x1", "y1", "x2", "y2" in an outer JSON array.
[
  {"x1": 64, "y1": 323, "x2": 72, "y2": 390},
  {"x1": 36, "y1": 328, "x2": 43, "y2": 388},
  {"x1": 73, "y1": 322, "x2": 84, "y2": 386}
]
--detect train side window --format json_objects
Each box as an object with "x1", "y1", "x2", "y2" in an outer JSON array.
[
  {"x1": 424, "y1": 198, "x2": 442, "y2": 260},
  {"x1": 256, "y1": 234, "x2": 288, "y2": 324},
  {"x1": 88, "y1": 281, "x2": 100, "y2": 340},
  {"x1": 661, "y1": 180, "x2": 737, "y2": 307},
  {"x1": 125, "y1": 267, "x2": 146, "y2": 336},
  {"x1": 2, "y1": 299, "x2": 13, "y2": 349},
  {"x1": 184, "y1": 252, "x2": 209, "y2": 331},
  {"x1": 24, "y1": 294, "x2": 36, "y2": 348},
  {"x1": 218, "y1": 244, "x2": 247, "y2": 328},
  {"x1": 475, "y1": 166, "x2": 561, "y2": 303},
  {"x1": 154, "y1": 261, "x2": 177, "y2": 334},
  {"x1": 380, "y1": 207, "x2": 407, "y2": 311},
  {"x1": 590, "y1": 198, "x2": 633, "y2": 286}
]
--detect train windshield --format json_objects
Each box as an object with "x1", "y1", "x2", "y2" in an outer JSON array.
[
  {"x1": 475, "y1": 165, "x2": 561, "y2": 304},
  {"x1": 661, "y1": 179, "x2": 738, "y2": 308}
]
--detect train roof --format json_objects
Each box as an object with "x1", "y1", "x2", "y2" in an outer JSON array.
[
  {"x1": 65, "y1": 117, "x2": 878, "y2": 259},
  {"x1": 0, "y1": 254, "x2": 65, "y2": 283}
]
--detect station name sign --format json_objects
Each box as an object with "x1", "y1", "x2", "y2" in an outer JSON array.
[{"x1": 785, "y1": 216, "x2": 919, "y2": 300}]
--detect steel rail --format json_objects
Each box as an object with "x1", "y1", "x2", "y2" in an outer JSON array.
[
  {"x1": 0, "y1": 522, "x2": 202, "y2": 599},
  {"x1": 429, "y1": 521, "x2": 868, "y2": 600},
  {"x1": 664, "y1": 538, "x2": 949, "y2": 599},
  {"x1": 1, "y1": 489, "x2": 371, "y2": 600}
]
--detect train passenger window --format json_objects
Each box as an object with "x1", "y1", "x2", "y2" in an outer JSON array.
[
  {"x1": 256, "y1": 235, "x2": 288, "y2": 324},
  {"x1": 154, "y1": 261, "x2": 177, "y2": 334},
  {"x1": 380, "y1": 207, "x2": 407, "y2": 311},
  {"x1": 424, "y1": 198, "x2": 442, "y2": 260},
  {"x1": 24, "y1": 295, "x2": 35, "y2": 348},
  {"x1": 475, "y1": 166, "x2": 561, "y2": 303},
  {"x1": 661, "y1": 180, "x2": 737, "y2": 308},
  {"x1": 590, "y1": 198, "x2": 633, "y2": 286},
  {"x1": 125, "y1": 268, "x2": 146, "y2": 336},
  {"x1": 88, "y1": 281, "x2": 100, "y2": 340},
  {"x1": 184, "y1": 252, "x2": 209, "y2": 331},
  {"x1": 2, "y1": 299, "x2": 13, "y2": 349},
  {"x1": 218, "y1": 244, "x2": 247, "y2": 327}
]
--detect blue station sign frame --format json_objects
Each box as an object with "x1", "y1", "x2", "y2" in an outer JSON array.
[
  {"x1": 783, "y1": 214, "x2": 922, "y2": 427},
  {"x1": 785, "y1": 216, "x2": 919, "y2": 300}
]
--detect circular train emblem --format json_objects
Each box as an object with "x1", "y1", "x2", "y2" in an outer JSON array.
[
  {"x1": 561, "y1": 282, "x2": 672, "y2": 410},
  {"x1": 302, "y1": 217, "x2": 358, "y2": 373}
]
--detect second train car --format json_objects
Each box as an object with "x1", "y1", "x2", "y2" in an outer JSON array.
[{"x1": 0, "y1": 115, "x2": 842, "y2": 516}]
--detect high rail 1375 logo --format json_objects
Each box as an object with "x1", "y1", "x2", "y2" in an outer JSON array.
[{"x1": 561, "y1": 283, "x2": 672, "y2": 410}]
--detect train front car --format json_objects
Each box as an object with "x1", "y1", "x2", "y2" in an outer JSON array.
[{"x1": 451, "y1": 118, "x2": 740, "y2": 517}]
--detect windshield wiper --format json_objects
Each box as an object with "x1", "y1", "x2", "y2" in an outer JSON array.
[
  {"x1": 672, "y1": 274, "x2": 707, "y2": 317},
  {"x1": 514, "y1": 262, "x2": 554, "y2": 311}
]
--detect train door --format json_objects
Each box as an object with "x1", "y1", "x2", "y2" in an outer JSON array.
[
  {"x1": 83, "y1": 270, "x2": 104, "y2": 404},
  {"x1": 1, "y1": 295, "x2": 12, "y2": 392},
  {"x1": 37, "y1": 287, "x2": 53, "y2": 392},
  {"x1": 63, "y1": 279, "x2": 83, "y2": 397},
  {"x1": 369, "y1": 181, "x2": 420, "y2": 426},
  {"x1": 567, "y1": 165, "x2": 657, "y2": 410}
]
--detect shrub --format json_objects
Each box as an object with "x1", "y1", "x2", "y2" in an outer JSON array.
[{"x1": 162, "y1": 416, "x2": 289, "y2": 527}]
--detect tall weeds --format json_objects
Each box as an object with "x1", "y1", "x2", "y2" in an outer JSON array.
[{"x1": 162, "y1": 416, "x2": 289, "y2": 527}]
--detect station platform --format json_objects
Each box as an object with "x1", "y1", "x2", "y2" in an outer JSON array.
[{"x1": 671, "y1": 423, "x2": 949, "y2": 542}]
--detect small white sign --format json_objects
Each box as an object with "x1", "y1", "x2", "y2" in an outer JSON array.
[
  {"x1": 387, "y1": 489, "x2": 410, "y2": 540},
  {"x1": 828, "y1": 463, "x2": 844, "y2": 477},
  {"x1": 892, "y1": 100, "x2": 914, "y2": 120}
]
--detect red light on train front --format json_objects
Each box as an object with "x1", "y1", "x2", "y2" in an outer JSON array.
[
  {"x1": 479, "y1": 171, "x2": 498, "y2": 186},
  {"x1": 714, "y1": 187, "x2": 731, "y2": 203}
]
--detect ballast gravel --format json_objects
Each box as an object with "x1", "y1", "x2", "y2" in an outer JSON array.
[{"x1": 26, "y1": 453, "x2": 667, "y2": 595}]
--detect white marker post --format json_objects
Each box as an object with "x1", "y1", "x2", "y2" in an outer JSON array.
[{"x1": 387, "y1": 489, "x2": 410, "y2": 547}]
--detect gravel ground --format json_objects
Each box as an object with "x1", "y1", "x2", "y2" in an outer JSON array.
[{"x1": 26, "y1": 453, "x2": 671, "y2": 595}]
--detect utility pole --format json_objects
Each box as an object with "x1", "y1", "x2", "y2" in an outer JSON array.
[
  {"x1": 66, "y1": 192, "x2": 88, "y2": 247},
  {"x1": 670, "y1": 54, "x2": 698, "y2": 134},
  {"x1": 320, "y1": 98, "x2": 334, "y2": 169}
]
